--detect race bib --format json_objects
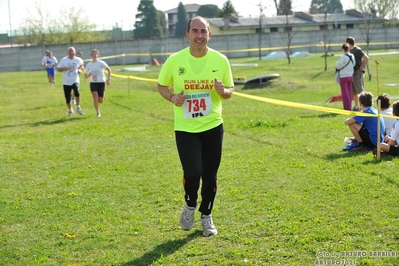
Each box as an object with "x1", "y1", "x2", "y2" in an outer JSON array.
[
  {"x1": 182, "y1": 92, "x2": 212, "y2": 119},
  {"x1": 92, "y1": 70, "x2": 100, "y2": 82}
]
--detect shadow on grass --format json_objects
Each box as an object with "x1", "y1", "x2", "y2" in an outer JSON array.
[
  {"x1": 317, "y1": 113, "x2": 339, "y2": 118},
  {"x1": 108, "y1": 99, "x2": 134, "y2": 111},
  {"x1": 299, "y1": 113, "x2": 339, "y2": 119},
  {"x1": 325, "y1": 150, "x2": 373, "y2": 160},
  {"x1": 0, "y1": 117, "x2": 87, "y2": 129},
  {"x1": 384, "y1": 176, "x2": 399, "y2": 188},
  {"x1": 311, "y1": 71, "x2": 327, "y2": 80},
  {"x1": 107, "y1": 99, "x2": 173, "y2": 122},
  {"x1": 363, "y1": 157, "x2": 399, "y2": 188},
  {"x1": 325, "y1": 152, "x2": 399, "y2": 187},
  {"x1": 116, "y1": 230, "x2": 202, "y2": 266}
]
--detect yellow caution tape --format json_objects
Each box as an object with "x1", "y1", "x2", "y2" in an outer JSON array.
[{"x1": 110, "y1": 73, "x2": 399, "y2": 119}]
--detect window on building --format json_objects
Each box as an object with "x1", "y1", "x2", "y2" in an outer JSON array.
[
  {"x1": 319, "y1": 25, "x2": 328, "y2": 30},
  {"x1": 346, "y1": 24, "x2": 354, "y2": 29},
  {"x1": 270, "y1": 27, "x2": 278, "y2": 32},
  {"x1": 333, "y1": 24, "x2": 341, "y2": 29},
  {"x1": 284, "y1": 26, "x2": 292, "y2": 32}
]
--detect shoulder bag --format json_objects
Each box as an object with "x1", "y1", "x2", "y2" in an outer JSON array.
[{"x1": 335, "y1": 54, "x2": 353, "y2": 84}]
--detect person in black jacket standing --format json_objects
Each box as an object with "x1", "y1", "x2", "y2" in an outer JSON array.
[{"x1": 346, "y1": 36, "x2": 369, "y2": 111}]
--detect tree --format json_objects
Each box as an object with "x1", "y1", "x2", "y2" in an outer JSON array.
[
  {"x1": 62, "y1": 7, "x2": 101, "y2": 44},
  {"x1": 354, "y1": 0, "x2": 398, "y2": 19},
  {"x1": 275, "y1": 0, "x2": 295, "y2": 64},
  {"x1": 134, "y1": 0, "x2": 164, "y2": 39},
  {"x1": 219, "y1": 0, "x2": 238, "y2": 17},
  {"x1": 319, "y1": 5, "x2": 333, "y2": 71},
  {"x1": 18, "y1": 7, "x2": 48, "y2": 45},
  {"x1": 17, "y1": 5, "x2": 105, "y2": 45},
  {"x1": 277, "y1": 0, "x2": 293, "y2": 16},
  {"x1": 351, "y1": 1, "x2": 391, "y2": 80},
  {"x1": 175, "y1": 2, "x2": 188, "y2": 37},
  {"x1": 157, "y1": 10, "x2": 168, "y2": 37},
  {"x1": 272, "y1": 0, "x2": 279, "y2": 15},
  {"x1": 197, "y1": 4, "x2": 220, "y2": 18},
  {"x1": 309, "y1": 0, "x2": 343, "y2": 14}
]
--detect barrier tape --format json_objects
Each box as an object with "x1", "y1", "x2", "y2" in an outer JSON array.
[
  {"x1": 110, "y1": 73, "x2": 399, "y2": 119},
  {"x1": 111, "y1": 73, "x2": 157, "y2": 82},
  {"x1": 233, "y1": 92, "x2": 399, "y2": 119}
]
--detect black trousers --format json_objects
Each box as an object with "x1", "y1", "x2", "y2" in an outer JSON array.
[{"x1": 175, "y1": 123, "x2": 224, "y2": 215}]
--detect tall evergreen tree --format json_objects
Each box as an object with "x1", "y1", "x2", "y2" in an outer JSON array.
[
  {"x1": 277, "y1": 0, "x2": 293, "y2": 15},
  {"x1": 327, "y1": 0, "x2": 343, "y2": 13},
  {"x1": 133, "y1": 0, "x2": 164, "y2": 39},
  {"x1": 219, "y1": 0, "x2": 238, "y2": 17},
  {"x1": 309, "y1": 0, "x2": 343, "y2": 14},
  {"x1": 157, "y1": 10, "x2": 168, "y2": 37},
  {"x1": 197, "y1": 4, "x2": 220, "y2": 18},
  {"x1": 175, "y1": 2, "x2": 188, "y2": 37}
]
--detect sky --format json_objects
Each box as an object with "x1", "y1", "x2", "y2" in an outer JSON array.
[{"x1": 0, "y1": 0, "x2": 353, "y2": 32}]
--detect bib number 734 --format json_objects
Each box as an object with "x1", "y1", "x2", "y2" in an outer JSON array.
[{"x1": 182, "y1": 92, "x2": 212, "y2": 119}]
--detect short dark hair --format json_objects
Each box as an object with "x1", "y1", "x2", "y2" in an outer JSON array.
[
  {"x1": 377, "y1": 93, "x2": 391, "y2": 109},
  {"x1": 346, "y1": 36, "x2": 355, "y2": 46},
  {"x1": 359, "y1": 91, "x2": 373, "y2": 108},
  {"x1": 392, "y1": 101, "x2": 399, "y2": 116},
  {"x1": 342, "y1": 43, "x2": 349, "y2": 52}
]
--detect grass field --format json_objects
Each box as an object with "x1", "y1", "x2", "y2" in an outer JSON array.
[{"x1": 1, "y1": 51, "x2": 398, "y2": 266}]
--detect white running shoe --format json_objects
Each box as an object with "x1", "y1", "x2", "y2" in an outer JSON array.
[
  {"x1": 76, "y1": 106, "x2": 83, "y2": 115},
  {"x1": 201, "y1": 214, "x2": 218, "y2": 236},
  {"x1": 180, "y1": 204, "x2": 195, "y2": 230},
  {"x1": 68, "y1": 109, "x2": 74, "y2": 117},
  {"x1": 97, "y1": 113, "x2": 101, "y2": 117}
]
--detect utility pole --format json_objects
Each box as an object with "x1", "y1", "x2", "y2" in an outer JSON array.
[
  {"x1": 257, "y1": 2, "x2": 264, "y2": 60},
  {"x1": 8, "y1": 0, "x2": 12, "y2": 46}
]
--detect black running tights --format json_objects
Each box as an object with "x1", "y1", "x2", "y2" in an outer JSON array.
[{"x1": 175, "y1": 124, "x2": 224, "y2": 215}]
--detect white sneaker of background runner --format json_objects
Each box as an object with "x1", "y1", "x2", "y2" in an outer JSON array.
[{"x1": 76, "y1": 106, "x2": 83, "y2": 115}]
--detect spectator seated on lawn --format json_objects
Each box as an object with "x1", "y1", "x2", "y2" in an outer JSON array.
[{"x1": 343, "y1": 91, "x2": 385, "y2": 151}]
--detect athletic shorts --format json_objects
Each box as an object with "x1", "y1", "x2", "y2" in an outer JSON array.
[
  {"x1": 358, "y1": 126, "x2": 374, "y2": 148},
  {"x1": 90, "y1": 82, "x2": 105, "y2": 98},
  {"x1": 63, "y1": 83, "x2": 80, "y2": 104},
  {"x1": 46, "y1": 68, "x2": 55, "y2": 77},
  {"x1": 388, "y1": 145, "x2": 399, "y2": 156},
  {"x1": 352, "y1": 70, "x2": 364, "y2": 95}
]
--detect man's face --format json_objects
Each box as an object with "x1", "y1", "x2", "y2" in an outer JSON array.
[
  {"x1": 186, "y1": 18, "x2": 211, "y2": 52},
  {"x1": 67, "y1": 48, "x2": 75, "y2": 58}
]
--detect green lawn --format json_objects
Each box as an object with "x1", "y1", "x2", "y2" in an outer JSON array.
[{"x1": 1, "y1": 52, "x2": 398, "y2": 265}]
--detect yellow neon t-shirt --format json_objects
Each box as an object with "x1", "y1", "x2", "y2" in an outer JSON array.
[{"x1": 158, "y1": 47, "x2": 234, "y2": 133}]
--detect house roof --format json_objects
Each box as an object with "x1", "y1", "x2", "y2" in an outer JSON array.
[
  {"x1": 206, "y1": 9, "x2": 386, "y2": 29},
  {"x1": 164, "y1": 3, "x2": 201, "y2": 13}
]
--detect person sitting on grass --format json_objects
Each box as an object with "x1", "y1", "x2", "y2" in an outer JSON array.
[
  {"x1": 377, "y1": 93, "x2": 396, "y2": 136},
  {"x1": 343, "y1": 91, "x2": 385, "y2": 151},
  {"x1": 375, "y1": 101, "x2": 399, "y2": 156}
]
